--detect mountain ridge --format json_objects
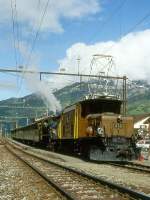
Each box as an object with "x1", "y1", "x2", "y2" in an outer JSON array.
[{"x1": 1, "y1": 79, "x2": 150, "y2": 129}]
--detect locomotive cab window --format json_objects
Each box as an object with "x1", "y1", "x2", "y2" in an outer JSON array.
[{"x1": 81, "y1": 99, "x2": 122, "y2": 118}]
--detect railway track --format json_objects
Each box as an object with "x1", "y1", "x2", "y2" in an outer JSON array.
[
  {"x1": 6, "y1": 141, "x2": 150, "y2": 200},
  {"x1": 89, "y1": 158, "x2": 150, "y2": 174},
  {"x1": 104, "y1": 162, "x2": 150, "y2": 174},
  {"x1": 127, "y1": 162, "x2": 150, "y2": 171},
  {"x1": 0, "y1": 141, "x2": 66, "y2": 200}
]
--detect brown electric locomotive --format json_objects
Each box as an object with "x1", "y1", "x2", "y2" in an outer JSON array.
[
  {"x1": 55, "y1": 96, "x2": 138, "y2": 161},
  {"x1": 12, "y1": 95, "x2": 139, "y2": 161}
]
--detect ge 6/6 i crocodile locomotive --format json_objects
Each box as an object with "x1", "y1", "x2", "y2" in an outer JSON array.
[{"x1": 11, "y1": 55, "x2": 139, "y2": 161}]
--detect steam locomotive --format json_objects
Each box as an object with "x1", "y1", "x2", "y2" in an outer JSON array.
[{"x1": 11, "y1": 96, "x2": 139, "y2": 161}]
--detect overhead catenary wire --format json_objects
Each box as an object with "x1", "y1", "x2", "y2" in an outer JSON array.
[
  {"x1": 127, "y1": 10, "x2": 150, "y2": 33},
  {"x1": 91, "y1": 0, "x2": 128, "y2": 43},
  {"x1": 10, "y1": 0, "x2": 18, "y2": 69},
  {"x1": 17, "y1": 0, "x2": 50, "y2": 97},
  {"x1": 26, "y1": 0, "x2": 50, "y2": 68},
  {"x1": 103, "y1": 9, "x2": 150, "y2": 54},
  {"x1": 16, "y1": 0, "x2": 43, "y2": 97},
  {"x1": 10, "y1": 0, "x2": 23, "y2": 93},
  {"x1": 24, "y1": 0, "x2": 43, "y2": 58},
  {"x1": 38, "y1": 0, "x2": 41, "y2": 9},
  {"x1": 11, "y1": 0, "x2": 22, "y2": 70},
  {"x1": 14, "y1": 0, "x2": 20, "y2": 66},
  {"x1": 14, "y1": 0, "x2": 23, "y2": 90}
]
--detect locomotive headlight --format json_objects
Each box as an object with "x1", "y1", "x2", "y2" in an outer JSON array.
[
  {"x1": 117, "y1": 115, "x2": 122, "y2": 123},
  {"x1": 86, "y1": 126, "x2": 93, "y2": 135},
  {"x1": 97, "y1": 127, "x2": 104, "y2": 137}
]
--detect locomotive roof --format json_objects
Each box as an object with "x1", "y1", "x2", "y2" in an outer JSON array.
[{"x1": 79, "y1": 97, "x2": 122, "y2": 104}]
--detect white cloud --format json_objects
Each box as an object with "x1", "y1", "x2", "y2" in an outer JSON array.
[
  {"x1": 57, "y1": 29, "x2": 150, "y2": 83},
  {"x1": 0, "y1": 0, "x2": 100, "y2": 33}
]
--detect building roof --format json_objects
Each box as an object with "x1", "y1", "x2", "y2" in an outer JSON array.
[{"x1": 134, "y1": 116, "x2": 150, "y2": 129}]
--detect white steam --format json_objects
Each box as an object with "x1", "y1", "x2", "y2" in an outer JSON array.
[
  {"x1": 19, "y1": 42, "x2": 61, "y2": 113},
  {"x1": 24, "y1": 65, "x2": 61, "y2": 112}
]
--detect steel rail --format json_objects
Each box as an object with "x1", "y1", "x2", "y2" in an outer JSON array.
[
  {"x1": 107, "y1": 162, "x2": 150, "y2": 174},
  {"x1": 6, "y1": 141, "x2": 150, "y2": 200},
  {"x1": 88, "y1": 159, "x2": 150, "y2": 174},
  {"x1": 127, "y1": 161, "x2": 150, "y2": 169},
  {"x1": 127, "y1": 161, "x2": 150, "y2": 172}
]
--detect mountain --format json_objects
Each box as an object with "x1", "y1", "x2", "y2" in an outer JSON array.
[
  {"x1": 1, "y1": 79, "x2": 150, "y2": 131},
  {"x1": 56, "y1": 79, "x2": 150, "y2": 115},
  {"x1": 54, "y1": 81, "x2": 89, "y2": 107},
  {"x1": 128, "y1": 80, "x2": 150, "y2": 115}
]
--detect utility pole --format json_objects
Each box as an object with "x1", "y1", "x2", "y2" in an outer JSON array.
[{"x1": 77, "y1": 56, "x2": 80, "y2": 75}]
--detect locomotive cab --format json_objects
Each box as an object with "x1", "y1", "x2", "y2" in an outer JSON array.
[
  {"x1": 71, "y1": 97, "x2": 137, "y2": 161},
  {"x1": 85, "y1": 112, "x2": 135, "y2": 161}
]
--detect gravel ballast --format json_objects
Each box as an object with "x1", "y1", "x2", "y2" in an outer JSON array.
[{"x1": 0, "y1": 144, "x2": 64, "y2": 200}]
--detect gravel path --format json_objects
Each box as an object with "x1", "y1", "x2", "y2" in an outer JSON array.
[{"x1": 0, "y1": 144, "x2": 64, "y2": 200}]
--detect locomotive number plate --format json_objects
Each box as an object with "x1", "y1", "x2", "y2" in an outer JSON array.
[{"x1": 114, "y1": 123, "x2": 123, "y2": 129}]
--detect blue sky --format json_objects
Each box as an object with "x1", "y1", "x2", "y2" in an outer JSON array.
[{"x1": 0, "y1": 0, "x2": 150, "y2": 101}]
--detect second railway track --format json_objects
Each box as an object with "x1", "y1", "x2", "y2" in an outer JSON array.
[
  {"x1": 105, "y1": 161, "x2": 150, "y2": 174},
  {"x1": 5, "y1": 141, "x2": 150, "y2": 200},
  {"x1": 90, "y1": 159, "x2": 150, "y2": 174}
]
